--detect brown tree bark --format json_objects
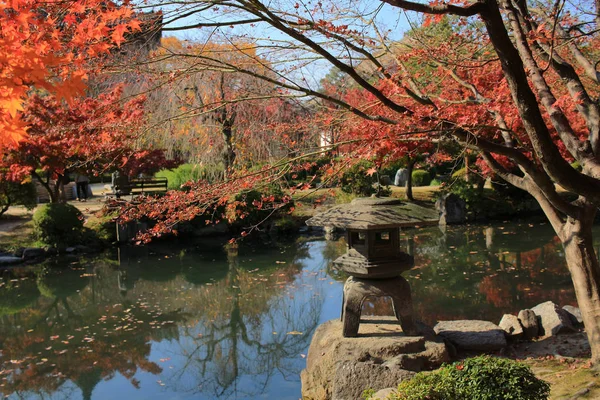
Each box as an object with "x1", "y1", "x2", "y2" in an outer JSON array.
[
  {"x1": 562, "y1": 215, "x2": 600, "y2": 365},
  {"x1": 405, "y1": 158, "x2": 416, "y2": 201}
]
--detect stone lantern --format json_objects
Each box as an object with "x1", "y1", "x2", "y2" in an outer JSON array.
[{"x1": 306, "y1": 197, "x2": 438, "y2": 337}]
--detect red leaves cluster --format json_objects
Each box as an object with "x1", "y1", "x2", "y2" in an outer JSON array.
[
  {"x1": 0, "y1": 0, "x2": 140, "y2": 150},
  {"x1": 1, "y1": 85, "x2": 174, "y2": 193}
]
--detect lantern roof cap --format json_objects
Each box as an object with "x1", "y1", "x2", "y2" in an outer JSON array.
[{"x1": 306, "y1": 196, "x2": 439, "y2": 230}]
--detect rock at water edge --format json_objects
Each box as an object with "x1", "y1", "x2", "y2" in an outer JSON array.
[
  {"x1": 434, "y1": 320, "x2": 507, "y2": 351},
  {"x1": 301, "y1": 318, "x2": 449, "y2": 400},
  {"x1": 333, "y1": 362, "x2": 413, "y2": 400},
  {"x1": 531, "y1": 301, "x2": 575, "y2": 336},
  {"x1": 499, "y1": 314, "x2": 524, "y2": 339},
  {"x1": 0, "y1": 256, "x2": 23, "y2": 266},
  {"x1": 22, "y1": 248, "x2": 46, "y2": 260},
  {"x1": 518, "y1": 309, "x2": 539, "y2": 339},
  {"x1": 562, "y1": 305, "x2": 583, "y2": 326}
]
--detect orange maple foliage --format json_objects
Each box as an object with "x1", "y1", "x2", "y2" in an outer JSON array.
[{"x1": 0, "y1": 0, "x2": 140, "y2": 150}]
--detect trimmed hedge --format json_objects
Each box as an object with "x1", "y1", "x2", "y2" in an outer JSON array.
[
  {"x1": 411, "y1": 170, "x2": 432, "y2": 187},
  {"x1": 156, "y1": 163, "x2": 225, "y2": 190},
  {"x1": 367, "y1": 356, "x2": 550, "y2": 400},
  {"x1": 33, "y1": 203, "x2": 84, "y2": 248}
]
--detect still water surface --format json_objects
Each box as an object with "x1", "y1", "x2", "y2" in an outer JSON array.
[{"x1": 0, "y1": 221, "x2": 590, "y2": 399}]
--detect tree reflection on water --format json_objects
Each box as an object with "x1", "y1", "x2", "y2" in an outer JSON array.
[
  {"x1": 0, "y1": 222, "x2": 585, "y2": 399},
  {"x1": 0, "y1": 238, "x2": 326, "y2": 400}
]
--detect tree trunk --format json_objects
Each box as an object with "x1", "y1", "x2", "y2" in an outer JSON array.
[
  {"x1": 0, "y1": 201, "x2": 9, "y2": 217},
  {"x1": 562, "y1": 217, "x2": 600, "y2": 364},
  {"x1": 405, "y1": 159, "x2": 416, "y2": 201},
  {"x1": 222, "y1": 120, "x2": 236, "y2": 178},
  {"x1": 32, "y1": 170, "x2": 58, "y2": 203}
]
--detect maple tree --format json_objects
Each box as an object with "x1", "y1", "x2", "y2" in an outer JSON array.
[
  {"x1": 115, "y1": 37, "x2": 313, "y2": 176},
  {"x1": 0, "y1": 0, "x2": 145, "y2": 151},
  {"x1": 135, "y1": 0, "x2": 600, "y2": 363},
  {"x1": 1, "y1": 86, "x2": 176, "y2": 202}
]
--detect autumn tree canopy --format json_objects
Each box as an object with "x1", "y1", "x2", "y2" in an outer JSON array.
[
  {"x1": 1, "y1": 86, "x2": 176, "y2": 202},
  {"x1": 0, "y1": 0, "x2": 142, "y2": 150},
  {"x1": 110, "y1": 36, "x2": 314, "y2": 176}
]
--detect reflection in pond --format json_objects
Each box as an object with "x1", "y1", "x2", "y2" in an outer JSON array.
[
  {"x1": 0, "y1": 239, "x2": 329, "y2": 400},
  {"x1": 0, "y1": 221, "x2": 590, "y2": 399}
]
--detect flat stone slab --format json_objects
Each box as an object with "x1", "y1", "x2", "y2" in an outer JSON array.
[
  {"x1": 434, "y1": 320, "x2": 507, "y2": 351},
  {"x1": 301, "y1": 317, "x2": 449, "y2": 400},
  {"x1": 0, "y1": 256, "x2": 23, "y2": 266},
  {"x1": 532, "y1": 301, "x2": 575, "y2": 336}
]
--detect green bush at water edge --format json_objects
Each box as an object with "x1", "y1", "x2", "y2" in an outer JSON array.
[
  {"x1": 32, "y1": 203, "x2": 84, "y2": 248},
  {"x1": 364, "y1": 355, "x2": 550, "y2": 400}
]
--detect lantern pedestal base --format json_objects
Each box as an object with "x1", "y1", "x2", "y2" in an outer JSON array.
[{"x1": 341, "y1": 276, "x2": 418, "y2": 337}]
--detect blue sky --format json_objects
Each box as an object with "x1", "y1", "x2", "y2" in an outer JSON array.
[{"x1": 149, "y1": 0, "x2": 415, "y2": 87}]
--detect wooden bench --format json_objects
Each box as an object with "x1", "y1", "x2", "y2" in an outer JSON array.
[{"x1": 111, "y1": 177, "x2": 168, "y2": 198}]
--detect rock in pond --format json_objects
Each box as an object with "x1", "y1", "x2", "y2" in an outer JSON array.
[
  {"x1": 563, "y1": 305, "x2": 583, "y2": 326},
  {"x1": 433, "y1": 320, "x2": 507, "y2": 351},
  {"x1": 499, "y1": 314, "x2": 524, "y2": 339},
  {"x1": 301, "y1": 317, "x2": 449, "y2": 400},
  {"x1": 531, "y1": 301, "x2": 575, "y2": 336},
  {"x1": 22, "y1": 248, "x2": 46, "y2": 260},
  {"x1": 518, "y1": 309, "x2": 540, "y2": 339},
  {"x1": 0, "y1": 256, "x2": 23, "y2": 266}
]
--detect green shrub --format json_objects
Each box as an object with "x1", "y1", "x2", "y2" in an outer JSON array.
[
  {"x1": 430, "y1": 178, "x2": 441, "y2": 186},
  {"x1": 411, "y1": 170, "x2": 432, "y2": 187},
  {"x1": 0, "y1": 179, "x2": 37, "y2": 217},
  {"x1": 156, "y1": 163, "x2": 225, "y2": 190},
  {"x1": 85, "y1": 213, "x2": 117, "y2": 243},
  {"x1": 33, "y1": 203, "x2": 84, "y2": 248},
  {"x1": 390, "y1": 356, "x2": 550, "y2": 400},
  {"x1": 340, "y1": 160, "x2": 377, "y2": 196}
]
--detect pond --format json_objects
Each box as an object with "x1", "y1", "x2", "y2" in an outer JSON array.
[{"x1": 0, "y1": 220, "x2": 591, "y2": 399}]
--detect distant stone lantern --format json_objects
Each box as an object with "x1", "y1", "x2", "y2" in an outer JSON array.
[{"x1": 306, "y1": 197, "x2": 438, "y2": 337}]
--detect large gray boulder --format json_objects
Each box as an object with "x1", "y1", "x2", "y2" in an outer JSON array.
[
  {"x1": 518, "y1": 309, "x2": 540, "y2": 339},
  {"x1": 499, "y1": 314, "x2": 524, "y2": 339},
  {"x1": 433, "y1": 320, "x2": 507, "y2": 351},
  {"x1": 531, "y1": 301, "x2": 575, "y2": 336},
  {"x1": 394, "y1": 169, "x2": 409, "y2": 186},
  {"x1": 435, "y1": 193, "x2": 467, "y2": 225},
  {"x1": 563, "y1": 305, "x2": 583, "y2": 326},
  {"x1": 301, "y1": 318, "x2": 449, "y2": 400}
]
